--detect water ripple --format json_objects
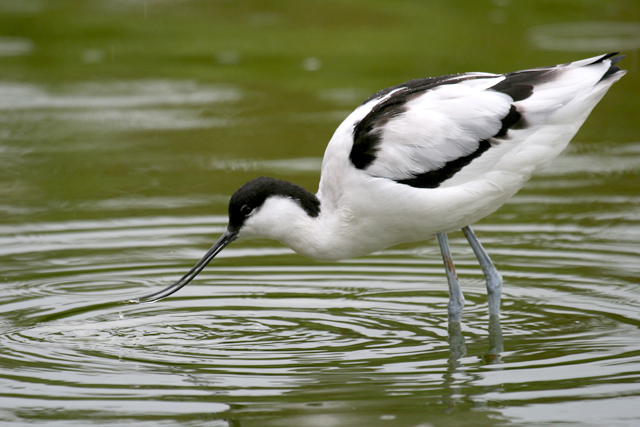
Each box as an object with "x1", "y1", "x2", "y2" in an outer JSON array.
[{"x1": 2, "y1": 200, "x2": 640, "y2": 424}]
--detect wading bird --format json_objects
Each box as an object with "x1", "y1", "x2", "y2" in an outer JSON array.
[{"x1": 124, "y1": 53, "x2": 625, "y2": 322}]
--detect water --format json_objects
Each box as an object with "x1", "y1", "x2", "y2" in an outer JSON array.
[{"x1": 1, "y1": 1, "x2": 640, "y2": 426}]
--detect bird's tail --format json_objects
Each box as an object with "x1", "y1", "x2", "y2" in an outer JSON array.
[{"x1": 589, "y1": 52, "x2": 626, "y2": 83}]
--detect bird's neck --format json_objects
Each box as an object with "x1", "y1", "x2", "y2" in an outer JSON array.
[{"x1": 237, "y1": 177, "x2": 402, "y2": 261}]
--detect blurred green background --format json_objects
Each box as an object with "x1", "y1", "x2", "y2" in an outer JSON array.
[{"x1": 1, "y1": 0, "x2": 638, "y2": 225}]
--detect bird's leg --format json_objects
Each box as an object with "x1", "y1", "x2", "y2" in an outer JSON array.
[
  {"x1": 461, "y1": 226, "x2": 502, "y2": 316},
  {"x1": 437, "y1": 232, "x2": 465, "y2": 323}
]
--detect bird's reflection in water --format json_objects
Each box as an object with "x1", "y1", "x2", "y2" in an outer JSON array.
[{"x1": 442, "y1": 315, "x2": 503, "y2": 414}]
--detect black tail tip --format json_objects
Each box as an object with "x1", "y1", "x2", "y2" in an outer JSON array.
[
  {"x1": 593, "y1": 53, "x2": 625, "y2": 83},
  {"x1": 594, "y1": 52, "x2": 625, "y2": 65}
]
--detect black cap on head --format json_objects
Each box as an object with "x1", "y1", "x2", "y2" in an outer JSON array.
[{"x1": 228, "y1": 177, "x2": 320, "y2": 232}]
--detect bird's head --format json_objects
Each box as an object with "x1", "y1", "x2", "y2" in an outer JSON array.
[{"x1": 122, "y1": 176, "x2": 319, "y2": 304}]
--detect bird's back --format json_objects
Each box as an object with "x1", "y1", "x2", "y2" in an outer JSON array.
[{"x1": 321, "y1": 53, "x2": 625, "y2": 195}]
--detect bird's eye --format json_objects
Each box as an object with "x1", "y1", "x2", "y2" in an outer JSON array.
[{"x1": 240, "y1": 204, "x2": 253, "y2": 215}]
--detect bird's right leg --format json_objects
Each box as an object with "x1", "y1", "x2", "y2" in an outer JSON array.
[
  {"x1": 461, "y1": 226, "x2": 502, "y2": 316},
  {"x1": 437, "y1": 232, "x2": 465, "y2": 323}
]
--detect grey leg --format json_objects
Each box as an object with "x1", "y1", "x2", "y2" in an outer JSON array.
[
  {"x1": 487, "y1": 314, "x2": 503, "y2": 359},
  {"x1": 461, "y1": 226, "x2": 502, "y2": 316},
  {"x1": 437, "y1": 232, "x2": 465, "y2": 323}
]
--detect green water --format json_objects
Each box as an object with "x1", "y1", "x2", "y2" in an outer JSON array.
[{"x1": 1, "y1": 1, "x2": 640, "y2": 426}]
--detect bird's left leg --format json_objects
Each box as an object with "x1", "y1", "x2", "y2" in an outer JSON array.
[
  {"x1": 461, "y1": 226, "x2": 502, "y2": 316},
  {"x1": 437, "y1": 232, "x2": 465, "y2": 323}
]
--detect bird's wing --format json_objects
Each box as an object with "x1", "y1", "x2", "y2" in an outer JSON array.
[
  {"x1": 348, "y1": 71, "x2": 542, "y2": 188},
  {"x1": 327, "y1": 53, "x2": 624, "y2": 192}
]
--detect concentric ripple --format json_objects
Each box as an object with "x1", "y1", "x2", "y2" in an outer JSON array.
[{"x1": 2, "y1": 191, "x2": 640, "y2": 425}]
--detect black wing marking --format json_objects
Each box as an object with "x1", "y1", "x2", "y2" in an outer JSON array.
[
  {"x1": 350, "y1": 73, "x2": 495, "y2": 170},
  {"x1": 349, "y1": 70, "x2": 552, "y2": 189}
]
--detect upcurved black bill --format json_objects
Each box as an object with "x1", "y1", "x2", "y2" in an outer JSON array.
[{"x1": 121, "y1": 229, "x2": 238, "y2": 304}]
